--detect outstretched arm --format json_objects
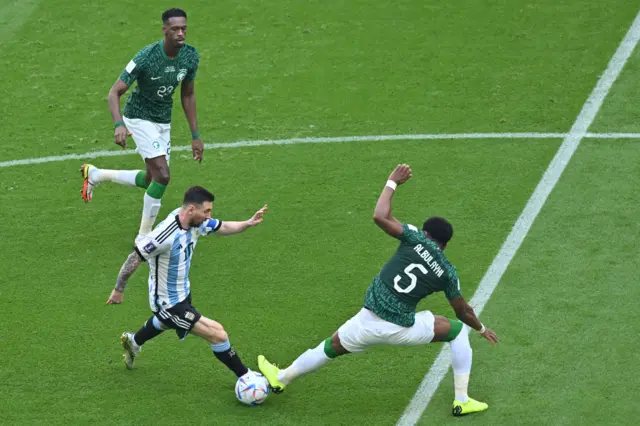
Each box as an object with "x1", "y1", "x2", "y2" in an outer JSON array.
[
  {"x1": 106, "y1": 251, "x2": 143, "y2": 304},
  {"x1": 449, "y1": 297, "x2": 499, "y2": 345},
  {"x1": 216, "y1": 204, "x2": 268, "y2": 236},
  {"x1": 373, "y1": 164, "x2": 413, "y2": 238}
]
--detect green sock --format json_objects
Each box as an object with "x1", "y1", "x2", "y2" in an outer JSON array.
[
  {"x1": 444, "y1": 319, "x2": 464, "y2": 342},
  {"x1": 323, "y1": 337, "x2": 339, "y2": 359},
  {"x1": 135, "y1": 171, "x2": 149, "y2": 189},
  {"x1": 146, "y1": 180, "x2": 167, "y2": 199}
]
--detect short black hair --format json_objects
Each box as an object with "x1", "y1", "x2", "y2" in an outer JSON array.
[
  {"x1": 422, "y1": 217, "x2": 453, "y2": 246},
  {"x1": 183, "y1": 186, "x2": 214, "y2": 205},
  {"x1": 162, "y1": 8, "x2": 187, "y2": 23}
]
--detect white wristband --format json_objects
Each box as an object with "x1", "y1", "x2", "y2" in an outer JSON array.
[
  {"x1": 385, "y1": 180, "x2": 397, "y2": 191},
  {"x1": 478, "y1": 324, "x2": 486, "y2": 334}
]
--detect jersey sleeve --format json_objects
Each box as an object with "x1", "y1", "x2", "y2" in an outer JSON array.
[
  {"x1": 397, "y1": 223, "x2": 425, "y2": 244},
  {"x1": 134, "y1": 227, "x2": 172, "y2": 261},
  {"x1": 443, "y1": 273, "x2": 463, "y2": 301},
  {"x1": 119, "y1": 48, "x2": 149, "y2": 86},
  {"x1": 197, "y1": 218, "x2": 222, "y2": 236},
  {"x1": 184, "y1": 50, "x2": 199, "y2": 81}
]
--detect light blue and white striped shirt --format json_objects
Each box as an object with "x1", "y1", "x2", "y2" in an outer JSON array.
[{"x1": 135, "y1": 208, "x2": 222, "y2": 311}]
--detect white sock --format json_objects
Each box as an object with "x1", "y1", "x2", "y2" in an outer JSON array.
[
  {"x1": 92, "y1": 168, "x2": 141, "y2": 187},
  {"x1": 277, "y1": 341, "x2": 331, "y2": 385},
  {"x1": 450, "y1": 325, "x2": 472, "y2": 403},
  {"x1": 139, "y1": 193, "x2": 162, "y2": 236}
]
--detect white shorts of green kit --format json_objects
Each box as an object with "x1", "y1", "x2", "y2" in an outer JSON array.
[
  {"x1": 337, "y1": 307, "x2": 435, "y2": 353},
  {"x1": 123, "y1": 117, "x2": 171, "y2": 164}
]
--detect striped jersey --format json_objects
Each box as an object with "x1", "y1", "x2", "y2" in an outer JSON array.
[{"x1": 134, "y1": 208, "x2": 222, "y2": 312}]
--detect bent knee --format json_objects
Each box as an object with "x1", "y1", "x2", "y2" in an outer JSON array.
[
  {"x1": 330, "y1": 332, "x2": 348, "y2": 355},
  {"x1": 433, "y1": 316, "x2": 456, "y2": 342},
  {"x1": 154, "y1": 169, "x2": 170, "y2": 185},
  {"x1": 147, "y1": 159, "x2": 170, "y2": 185},
  {"x1": 209, "y1": 326, "x2": 228, "y2": 344}
]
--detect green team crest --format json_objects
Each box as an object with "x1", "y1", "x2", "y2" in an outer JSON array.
[{"x1": 177, "y1": 69, "x2": 187, "y2": 81}]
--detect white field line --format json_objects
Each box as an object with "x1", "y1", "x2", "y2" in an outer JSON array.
[
  {"x1": 1, "y1": 132, "x2": 639, "y2": 169},
  {"x1": 584, "y1": 132, "x2": 640, "y2": 139},
  {"x1": 396, "y1": 9, "x2": 640, "y2": 426}
]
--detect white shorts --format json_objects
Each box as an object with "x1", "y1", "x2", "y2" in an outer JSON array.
[
  {"x1": 123, "y1": 117, "x2": 171, "y2": 163},
  {"x1": 337, "y1": 308, "x2": 435, "y2": 353}
]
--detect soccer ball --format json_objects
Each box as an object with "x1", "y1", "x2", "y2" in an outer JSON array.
[{"x1": 235, "y1": 371, "x2": 270, "y2": 405}]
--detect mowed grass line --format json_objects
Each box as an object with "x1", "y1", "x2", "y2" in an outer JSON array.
[{"x1": 0, "y1": 139, "x2": 558, "y2": 424}]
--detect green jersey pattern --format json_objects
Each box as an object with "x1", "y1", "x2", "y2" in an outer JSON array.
[
  {"x1": 364, "y1": 224, "x2": 462, "y2": 327},
  {"x1": 119, "y1": 40, "x2": 199, "y2": 124}
]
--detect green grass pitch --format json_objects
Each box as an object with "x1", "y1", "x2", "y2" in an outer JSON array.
[{"x1": 1, "y1": 1, "x2": 639, "y2": 424}]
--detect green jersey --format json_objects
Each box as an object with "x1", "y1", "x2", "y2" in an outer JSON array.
[
  {"x1": 119, "y1": 40, "x2": 199, "y2": 124},
  {"x1": 364, "y1": 224, "x2": 462, "y2": 327}
]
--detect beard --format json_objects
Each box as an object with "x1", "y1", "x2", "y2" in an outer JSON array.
[{"x1": 189, "y1": 218, "x2": 206, "y2": 228}]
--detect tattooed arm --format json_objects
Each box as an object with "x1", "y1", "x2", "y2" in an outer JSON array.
[
  {"x1": 115, "y1": 252, "x2": 143, "y2": 292},
  {"x1": 106, "y1": 251, "x2": 143, "y2": 305}
]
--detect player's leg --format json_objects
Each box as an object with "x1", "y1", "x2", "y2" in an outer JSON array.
[
  {"x1": 80, "y1": 117, "x2": 159, "y2": 202},
  {"x1": 432, "y1": 316, "x2": 472, "y2": 402},
  {"x1": 80, "y1": 164, "x2": 148, "y2": 202},
  {"x1": 259, "y1": 308, "x2": 372, "y2": 393},
  {"x1": 137, "y1": 122, "x2": 172, "y2": 238},
  {"x1": 138, "y1": 155, "x2": 169, "y2": 238},
  {"x1": 190, "y1": 315, "x2": 250, "y2": 378},
  {"x1": 120, "y1": 315, "x2": 167, "y2": 369},
  {"x1": 432, "y1": 315, "x2": 488, "y2": 416},
  {"x1": 143, "y1": 160, "x2": 154, "y2": 186},
  {"x1": 258, "y1": 333, "x2": 345, "y2": 394},
  {"x1": 153, "y1": 297, "x2": 249, "y2": 377}
]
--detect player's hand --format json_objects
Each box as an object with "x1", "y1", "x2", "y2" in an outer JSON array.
[
  {"x1": 192, "y1": 139, "x2": 204, "y2": 162},
  {"x1": 481, "y1": 328, "x2": 499, "y2": 345},
  {"x1": 114, "y1": 126, "x2": 130, "y2": 149},
  {"x1": 389, "y1": 164, "x2": 412, "y2": 185},
  {"x1": 248, "y1": 204, "x2": 268, "y2": 226},
  {"x1": 106, "y1": 289, "x2": 124, "y2": 304}
]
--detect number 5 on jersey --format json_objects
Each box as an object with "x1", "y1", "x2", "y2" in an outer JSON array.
[{"x1": 394, "y1": 263, "x2": 428, "y2": 294}]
